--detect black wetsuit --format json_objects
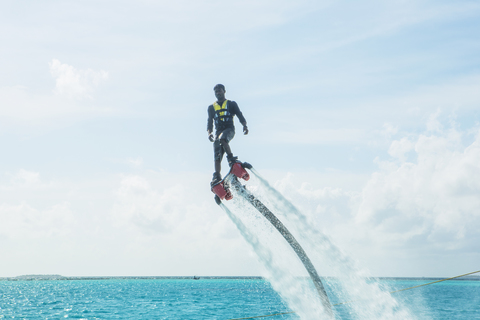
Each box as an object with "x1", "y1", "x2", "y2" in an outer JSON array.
[{"x1": 207, "y1": 100, "x2": 247, "y2": 161}]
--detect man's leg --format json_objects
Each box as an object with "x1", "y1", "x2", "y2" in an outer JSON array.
[
  {"x1": 212, "y1": 139, "x2": 224, "y2": 185},
  {"x1": 214, "y1": 158, "x2": 221, "y2": 175},
  {"x1": 211, "y1": 128, "x2": 237, "y2": 185},
  {"x1": 219, "y1": 139, "x2": 232, "y2": 158},
  {"x1": 220, "y1": 139, "x2": 239, "y2": 166},
  {"x1": 219, "y1": 128, "x2": 237, "y2": 165}
]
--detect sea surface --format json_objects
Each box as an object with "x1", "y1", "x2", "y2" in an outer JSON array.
[{"x1": 0, "y1": 277, "x2": 479, "y2": 319}]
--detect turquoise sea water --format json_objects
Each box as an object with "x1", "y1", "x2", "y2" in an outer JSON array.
[{"x1": 0, "y1": 278, "x2": 479, "y2": 319}]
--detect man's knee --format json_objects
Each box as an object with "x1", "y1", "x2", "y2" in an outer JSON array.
[
  {"x1": 214, "y1": 152, "x2": 222, "y2": 161},
  {"x1": 213, "y1": 140, "x2": 223, "y2": 161},
  {"x1": 219, "y1": 139, "x2": 229, "y2": 147}
]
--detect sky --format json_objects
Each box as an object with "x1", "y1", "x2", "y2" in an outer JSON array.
[{"x1": 1, "y1": 0, "x2": 480, "y2": 278}]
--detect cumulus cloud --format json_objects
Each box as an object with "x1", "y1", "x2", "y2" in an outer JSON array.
[
  {"x1": 0, "y1": 167, "x2": 262, "y2": 276},
  {"x1": 358, "y1": 124, "x2": 480, "y2": 248},
  {"x1": 10, "y1": 169, "x2": 41, "y2": 186},
  {"x1": 272, "y1": 116, "x2": 480, "y2": 275},
  {"x1": 0, "y1": 202, "x2": 76, "y2": 239},
  {"x1": 111, "y1": 172, "x2": 238, "y2": 238},
  {"x1": 0, "y1": 170, "x2": 75, "y2": 240},
  {"x1": 112, "y1": 174, "x2": 177, "y2": 233},
  {"x1": 1, "y1": 169, "x2": 53, "y2": 191},
  {"x1": 0, "y1": 61, "x2": 111, "y2": 127},
  {"x1": 2, "y1": 115, "x2": 477, "y2": 277},
  {"x1": 106, "y1": 171, "x2": 264, "y2": 275},
  {"x1": 49, "y1": 59, "x2": 108, "y2": 99},
  {"x1": 126, "y1": 157, "x2": 143, "y2": 168}
]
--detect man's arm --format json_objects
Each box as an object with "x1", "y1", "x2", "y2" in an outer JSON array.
[
  {"x1": 230, "y1": 101, "x2": 249, "y2": 135},
  {"x1": 207, "y1": 105, "x2": 215, "y2": 141}
]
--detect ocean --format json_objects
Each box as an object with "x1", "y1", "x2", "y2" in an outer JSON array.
[{"x1": 0, "y1": 277, "x2": 479, "y2": 319}]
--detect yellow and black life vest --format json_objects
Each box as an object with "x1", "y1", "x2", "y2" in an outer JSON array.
[{"x1": 213, "y1": 100, "x2": 234, "y2": 128}]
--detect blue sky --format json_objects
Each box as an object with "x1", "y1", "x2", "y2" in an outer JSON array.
[{"x1": 1, "y1": 0, "x2": 480, "y2": 278}]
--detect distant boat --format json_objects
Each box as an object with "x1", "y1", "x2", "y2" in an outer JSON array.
[{"x1": 193, "y1": 276, "x2": 200, "y2": 280}]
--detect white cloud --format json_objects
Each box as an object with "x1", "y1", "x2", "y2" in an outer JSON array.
[
  {"x1": 112, "y1": 172, "x2": 239, "y2": 239},
  {"x1": 10, "y1": 169, "x2": 41, "y2": 186},
  {"x1": 388, "y1": 137, "x2": 414, "y2": 162},
  {"x1": 426, "y1": 109, "x2": 444, "y2": 133},
  {"x1": 0, "y1": 201, "x2": 75, "y2": 239},
  {"x1": 0, "y1": 170, "x2": 74, "y2": 240},
  {"x1": 270, "y1": 117, "x2": 480, "y2": 276},
  {"x1": 357, "y1": 126, "x2": 480, "y2": 252},
  {"x1": 0, "y1": 61, "x2": 112, "y2": 128},
  {"x1": 0, "y1": 167, "x2": 262, "y2": 277},
  {"x1": 1, "y1": 169, "x2": 54, "y2": 191},
  {"x1": 107, "y1": 171, "x2": 262, "y2": 275},
  {"x1": 0, "y1": 116, "x2": 478, "y2": 277},
  {"x1": 49, "y1": 59, "x2": 108, "y2": 100},
  {"x1": 126, "y1": 157, "x2": 143, "y2": 168},
  {"x1": 112, "y1": 174, "x2": 175, "y2": 233}
]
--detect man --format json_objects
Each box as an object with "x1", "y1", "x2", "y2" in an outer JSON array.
[{"x1": 207, "y1": 84, "x2": 249, "y2": 186}]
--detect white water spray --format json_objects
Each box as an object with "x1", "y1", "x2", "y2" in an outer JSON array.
[
  {"x1": 222, "y1": 170, "x2": 418, "y2": 319},
  {"x1": 222, "y1": 189, "x2": 329, "y2": 319}
]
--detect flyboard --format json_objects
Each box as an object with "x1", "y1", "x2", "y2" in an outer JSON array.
[{"x1": 211, "y1": 162, "x2": 334, "y2": 318}]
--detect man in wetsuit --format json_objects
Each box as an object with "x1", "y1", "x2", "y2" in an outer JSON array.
[{"x1": 207, "y1": 84, "x2": 249, "y2": 185}]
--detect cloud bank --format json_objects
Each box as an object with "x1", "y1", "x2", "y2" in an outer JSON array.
[
  {"x1": 1, "y1": 115, "x2": 479, "y2": 277},
  {"x1": 49, "y1": 59, "x2": 108, "y2": 100},
  {"x1": 275, "y1": 116, "x2": 480, "y2": 276},
  {"x1": 0, "y1": 60, "x2": 110, "y2": 128}
]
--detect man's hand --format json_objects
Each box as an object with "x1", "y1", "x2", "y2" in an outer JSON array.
[
  {"x1": 243, "y1": 125, "x2": 249, "y2": 135},
  {"x1": 208, "y1": 132, "x2": 214, "y2": 142}
]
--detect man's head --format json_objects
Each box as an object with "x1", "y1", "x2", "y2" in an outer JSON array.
[{"x1": 214, "y1": 84, "x2": 226, "y2": 101}]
